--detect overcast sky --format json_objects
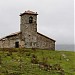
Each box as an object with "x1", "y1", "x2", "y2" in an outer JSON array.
[{"x1": 0, "y1": 0, "x2": 74, "y2": 46}]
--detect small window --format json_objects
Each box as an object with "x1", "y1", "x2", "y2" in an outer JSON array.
[{"x1": 29, "y1": 16, "x2": 33, "y2": 23}]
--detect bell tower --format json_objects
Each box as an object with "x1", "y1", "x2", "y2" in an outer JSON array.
[{"x1": 20, "y1": 10, "x2": 38, "y2": 48}]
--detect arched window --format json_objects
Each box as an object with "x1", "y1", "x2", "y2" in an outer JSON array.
[{"x1": 29, "y1": 16, "x2": 33, "y2": 23}]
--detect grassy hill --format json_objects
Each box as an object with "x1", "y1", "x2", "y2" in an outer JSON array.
[{"x1": 0, "y1": 48, "x2": 75, "y2": 75}]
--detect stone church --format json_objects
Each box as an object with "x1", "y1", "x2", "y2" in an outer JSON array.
[{"x1": 0, "y1": 10, "x2": 55, "y2": 50}]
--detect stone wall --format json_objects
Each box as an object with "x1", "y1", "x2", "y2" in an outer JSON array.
[
  {"x1": 37, "y1": 32, "x2": 55, "y2": 50},
  {"x1": 20, "y1": 14, "x2": 37, "y2": 48},
  {"x1": 0, "y1": 32, "x2": 55, "y2": 50},
  {"x1": 0, "y1": 34, "x2": 25, "y2": 48}
]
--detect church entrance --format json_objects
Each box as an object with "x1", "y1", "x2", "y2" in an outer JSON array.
[{"x1": 15, "y1": 41, "x2": 19, "y2": 48}]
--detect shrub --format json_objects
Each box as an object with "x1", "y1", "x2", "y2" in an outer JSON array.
[
  {"x1": 38, "y1": 62, "x2": 53, "y2": 71},
  {"x1": 31, "y1": 54, "x2": 38, "y2": 64},
  {"x1": 53, "y1": 64, "x2": 62, "y2": 70},
  {"x1": 42, "y1": 57, "x2": 48, "y2": 65},
  {"x1": 32, "y1": 48, "x2": 36, "y2": 51},
  {"x1": 32, "y1": 54, "x2": 37, "y2": 58},
  {"x1": 7, "y1": 51, "x2": 12, "y2": 56},
  {"x1": 31, "y1": 58, "x2": 38, "y2": 64},
  {"x1": 26, "y1": 52, "x2": 31, "y2": 56}
]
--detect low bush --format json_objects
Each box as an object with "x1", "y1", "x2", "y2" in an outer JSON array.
[
  {"x1": 26, "y1": 52, "x2": 31, "y2": 56},
  {"x1": 31, "y1": 54, "x2": 38, "y2": 64}
]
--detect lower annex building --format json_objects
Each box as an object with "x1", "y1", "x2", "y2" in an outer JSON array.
[{"x1": 0, "y1": 10, "x2": 56, "y2": 50}]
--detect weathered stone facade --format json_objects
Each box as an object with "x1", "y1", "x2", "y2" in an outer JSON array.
[
  {"x1": 0, "y1": 10, "x2": 56, "y2": 50},
  {"x1": 37, "y1": 32, "x2": 55, "y2": 50},
  {"x1": 0, "y1": 32, "x2": 24, "y2": 48}
]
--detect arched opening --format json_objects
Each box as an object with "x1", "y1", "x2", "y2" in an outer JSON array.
[{"x1": 29, "y1": 16, "x2": 33, "y2": 23}]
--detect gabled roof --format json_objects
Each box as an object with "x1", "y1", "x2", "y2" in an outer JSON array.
[
  {"x1": 37, "y1": 32, "x2": 56, "y2": 42},
  {"x1": 0, "y1": 31, "x2": 21, "y2": 41}
]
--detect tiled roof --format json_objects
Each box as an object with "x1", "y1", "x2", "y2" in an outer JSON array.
[
  {"x1": 20, "y1": 10, "x2": 38, "y2": 16},
  {"x1": 37, "y1": 32, "x2": 56, "y2": 42},
  {"x1": 0, "y1": 31, "x2": 21, "y2": 41}
]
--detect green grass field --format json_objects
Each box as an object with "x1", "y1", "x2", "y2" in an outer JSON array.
[{"x1": 0, "y1": 48, "x2": 75, "y2": 75}]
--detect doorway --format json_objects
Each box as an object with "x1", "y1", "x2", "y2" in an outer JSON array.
[{"x1": 15, "y1": 41, "x2": 19, "y2": 48}]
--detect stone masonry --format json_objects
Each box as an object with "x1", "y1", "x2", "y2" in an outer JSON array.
[{"x1": 0, "y1": 10, "x2": 56, "y2": 50}]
